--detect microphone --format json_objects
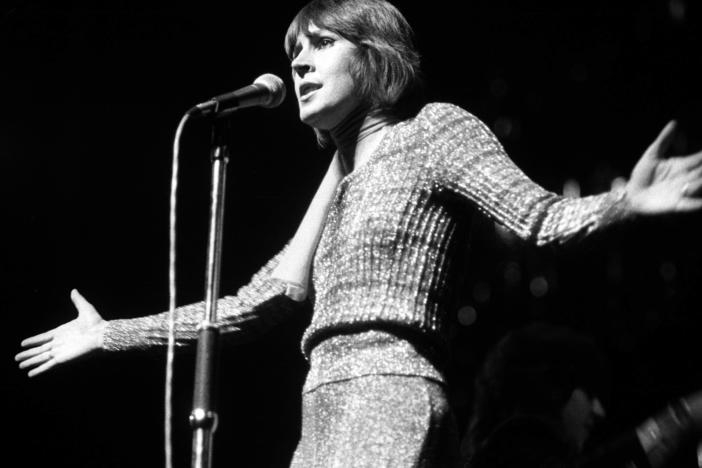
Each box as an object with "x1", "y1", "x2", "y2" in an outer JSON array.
[{"x1": 188, "y1": 73, "x2": 286, "y2": 117}]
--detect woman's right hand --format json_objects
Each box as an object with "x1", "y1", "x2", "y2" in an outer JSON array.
[{"x1": 16, "y1": 289, "x2": 107, "y2": 377}]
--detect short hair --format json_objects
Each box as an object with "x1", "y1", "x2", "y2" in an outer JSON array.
[
  {"x1": 462, "y1": 323, "x2": 609, "y2": 460},
  {"x1": 284, "y1": 0, "x2": 424, "y2": 146}
]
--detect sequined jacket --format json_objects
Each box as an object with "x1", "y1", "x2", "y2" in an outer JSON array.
[{"x1": 102, "y1": 103, "x2": 629, "y2": 385}]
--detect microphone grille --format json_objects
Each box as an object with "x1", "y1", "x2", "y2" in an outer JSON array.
[{"x1": 254, "y1": 73, "x2": 286, "y2": 108}]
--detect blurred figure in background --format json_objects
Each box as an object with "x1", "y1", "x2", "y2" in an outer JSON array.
[{"x1": 462, "y1": 322, "x2": 702, "y2": 468}]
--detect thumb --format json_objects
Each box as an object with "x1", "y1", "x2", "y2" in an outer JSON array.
[
  {"x1": 70, "y1": 289, "x2": 96, "y2": 317},
  {"x1": 644, "y1": 120, "x2": 677, "y2": 161}
]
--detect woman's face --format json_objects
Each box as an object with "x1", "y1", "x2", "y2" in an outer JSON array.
[{"x1": 290, "y1": 23, "x2": 361, "y2": 130}]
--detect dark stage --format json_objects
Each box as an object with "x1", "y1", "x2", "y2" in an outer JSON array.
[{"x1": 3, "y1": 1, "x2": 702, "y2": 467}]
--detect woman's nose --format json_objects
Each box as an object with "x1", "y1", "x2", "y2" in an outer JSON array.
[
  {"x1": 292, "y1": 50, "x2": 312, "y2": 78},
  {"x1": 292, "y1": 63, "x2": 310, "y2": 78}
]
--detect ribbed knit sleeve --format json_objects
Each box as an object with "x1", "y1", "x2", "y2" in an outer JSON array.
[
  {"x1": 102, "y1": 244, "x2": 304, "y2": 352},
  {"x1": 429, "y1": 103, "x2": 632, "y2": 245}
]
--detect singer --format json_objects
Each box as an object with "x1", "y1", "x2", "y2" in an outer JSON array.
[{"x1": 15, "y1": 0, "x2": 702, "y2": 466}]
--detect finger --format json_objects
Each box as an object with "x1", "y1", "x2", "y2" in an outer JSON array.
[
  {"x1": 685, "y1": 150, "x2": 702, "y2": 169},
  {"x1": 15, "y1": 342, "x2": 51, "y2": 361},
  {"x1": 19, "y1": 350, "x2": 52, "y2": 369},
  {"x1": 670, "y1": 151, "x2": 702, "y2": 174},
  {"x1": 70, "y1": 289, "x2": 94, "y2": 316},
  {"x1": 20, "y1": 331, "x2": 53, "y2": 347},
  {"x1": 690, "y1": 163, "x2": 702, "y2": 181},
  {"x1": 28, "y1": 359, "x2": 56, "y2": 378},
  {"x1": 645, "y1": 120, "x2": 677, "y2": 160},
  {"x1": 676, "y1": 199, "x2": 702, "y2": 212},
  {"x1": 682, "y1": 178, "x2": 702, "y2": 197}
]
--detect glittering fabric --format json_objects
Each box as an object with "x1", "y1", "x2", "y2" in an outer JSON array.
[
  {"x1": 100, "y1": 102, "x2": 632, "y2": 466},
  {"x1": 103, "y1": 102, "x2": 631, "y2": 368},
  {"x1": 290, "y1": 374, "x2": 460, "y2": 468},
  {"x1": 102, "y1": 246, "x2": 298, "y2": 351},
  {"x1": 301, "y1": 102, "x2": 629, "y2": 370},
  {"x1": 303, "y1": 329, "x2": 444, "y2": 393}
]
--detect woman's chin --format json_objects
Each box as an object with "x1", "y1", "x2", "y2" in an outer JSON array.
[{"x1": 299, "y1": 112, "x2": 332, "y2": 131}]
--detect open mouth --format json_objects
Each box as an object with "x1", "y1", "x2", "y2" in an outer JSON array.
[{"x1": 299, "y1": 82, "x2": 321, "y2": 99}]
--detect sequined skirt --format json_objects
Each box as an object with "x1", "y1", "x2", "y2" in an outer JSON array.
[{"x1": 290, "y1": 374, "x2": 460, "y2": 467}]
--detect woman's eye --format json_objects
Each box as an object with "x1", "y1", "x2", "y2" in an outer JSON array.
[{"x1": 318, "y1": 38, "x2": 334, "y2": 48}]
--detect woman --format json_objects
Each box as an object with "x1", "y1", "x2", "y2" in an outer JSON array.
[{"x1": 15, "y1": 0, "x2": 702, "y2": 466}]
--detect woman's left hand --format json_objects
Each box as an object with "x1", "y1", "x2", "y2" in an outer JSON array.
[{"x1": 626, "y1": 121, "x2": 702, "y2": 214}]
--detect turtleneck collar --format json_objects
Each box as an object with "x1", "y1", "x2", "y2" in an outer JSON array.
[{"x1": 330, "y1": 104, "x2": 395, "y2": 173}]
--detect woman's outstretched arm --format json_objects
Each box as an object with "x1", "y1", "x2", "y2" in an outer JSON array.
[
  {"x1": 16, "y1": 154, "x2": 344, "y2": 376},
  {"x1": 432, "y1": 103, "x2": 702, "y2": 245},
  {"x1": 15, "y1": 245, "x2": 298, "y2": 377}
]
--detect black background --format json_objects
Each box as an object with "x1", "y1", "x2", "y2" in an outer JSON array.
[{"x1": 3, "y1": 1, "x2": 702, "y2": 467}]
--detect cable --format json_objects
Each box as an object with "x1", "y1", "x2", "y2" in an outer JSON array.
[{"x1": 165, "y1": 112, "x2": 190, "y2": 468}]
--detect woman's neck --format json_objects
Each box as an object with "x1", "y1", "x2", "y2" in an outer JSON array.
[{"x1": 330, "y1": 105, "x2": 393, "y2": 174}]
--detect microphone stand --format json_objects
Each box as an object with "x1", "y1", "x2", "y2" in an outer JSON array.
[{"x1": 189, "y1": 116, "x2": 230, "y2": 468}]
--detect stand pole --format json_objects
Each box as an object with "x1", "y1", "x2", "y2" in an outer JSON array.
[{"x1": 190, "y1": 121, "x2": 230, "y2": 468}]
